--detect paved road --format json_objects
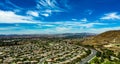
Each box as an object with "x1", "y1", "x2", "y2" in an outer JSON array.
[{"x1": 80, "y1": 49, "x2": 97, "y2": 64}]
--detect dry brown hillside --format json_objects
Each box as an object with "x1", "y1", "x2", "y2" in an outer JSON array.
[{"x1": 82, "y1": 30, "x2": 120, "y2": 46}]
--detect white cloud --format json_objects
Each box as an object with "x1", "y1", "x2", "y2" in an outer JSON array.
[
  {"x1": 41, "y1": 13, "x2": 50, "y2": 17},
  {"x1": 0, "y1": 20, "x2": 110, "y2": 34},
  {"x1": 33, "y1": 21, "x2": 107, "y2": 33},
  {"x1": 0, "y1": 28, "x2": 11, "y2": 31},
  {"x1": 72, "y1": 18, "x2": 77, "y2": 21},
  {"x1": 53, "y1": 22, "x2": 106, "y2": 28},
  {"x1": 77, "y1": 23, "x2": 106, "y2": 28},
  {"x1": 44, "y1": 25, "x2": 54, "y2": 27},
  {"x1": 27, "y1": 11, "x2": 39, "y2": 17},
  {"x1": 56, "y1": 27, "x2": 71, "y2": 32},
  {"x1": 45, "y1": 9, "x2": 52, "y2": 14},
  {"x1": 81, "y1": 18, "x2": 87, "y2": 22},
  {"x1": 41, "y1": 22, "x2": 108, "y2": 33},
  {"x1": 0, "y1": 27, "x2": 19, "y2": 30},
  {"x1": 0, "y1": 10, "x2": 34, "y2": 23},
  {"x1": 100, "y1": 12, "x2": 120, "y2": 20},
  {"x1": 41, "y1": 9, "x2": 62, "y2": 17},
  {"x1": 88, "y1": 27, "x2": 120, "y2": 33}
]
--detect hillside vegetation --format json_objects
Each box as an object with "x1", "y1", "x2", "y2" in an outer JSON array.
[
  {"x1": 82, "y1": 30, "x2": 120, "y2": 45},
  {"x1": 81, "y1": 30, "x2": 120, "y2": 64}
]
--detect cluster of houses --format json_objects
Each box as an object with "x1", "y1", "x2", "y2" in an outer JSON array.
[{"x1": 0, "y1": 40, "x2": 89, "y2": 64}]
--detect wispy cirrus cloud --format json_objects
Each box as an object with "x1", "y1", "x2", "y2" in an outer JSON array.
[
  {"x1": 100, "y1": 12, "x2": 120, "y2": 20},
  {"x1": 37, "y1": 0, "x2": 69, "y2": 11},
  {"x1": 26, "y1": 11, "x2": 39, "y2": 17},
  {"x1": 1, "y1": 0, "x2": 70, "y2": 18},
  {"x1": 37, "y1": 0, "x2": 70, "y2": 17}
]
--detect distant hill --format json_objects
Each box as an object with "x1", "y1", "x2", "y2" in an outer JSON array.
[
  {"x1": 0, "y1": 33, "x2": 96, "y2": 39},
  {"x1": 82, "y1": 30, "x2": 120, "y2": 45},
  {"x1": 53, "y1": 33, "x2": 96, "y2": 38}
]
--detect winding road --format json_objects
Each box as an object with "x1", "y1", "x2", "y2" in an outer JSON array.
[{"x1": 80, "y1": 49, "x2": 97, "y2": 64}]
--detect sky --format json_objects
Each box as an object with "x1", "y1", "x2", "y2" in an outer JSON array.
[{"x1": 0, "y1": 0, "x2": 120, "y2": 34}]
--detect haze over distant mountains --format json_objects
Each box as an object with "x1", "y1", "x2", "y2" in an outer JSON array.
[{"x1": 0, "y1": 33, "x2": 96, "y2": 39}]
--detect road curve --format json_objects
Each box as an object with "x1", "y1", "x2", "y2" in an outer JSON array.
[{"x1": 80, "y1": 49, "x2": 97, "y2": 64}]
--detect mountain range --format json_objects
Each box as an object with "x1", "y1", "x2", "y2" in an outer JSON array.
[{"x1": 0, "y1": 33, "x2": 96, "y2": 39}]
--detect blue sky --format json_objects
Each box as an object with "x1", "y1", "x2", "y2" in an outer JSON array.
[{"x1": 0, "y1": 0, "x2": 120, "y2": 34}]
